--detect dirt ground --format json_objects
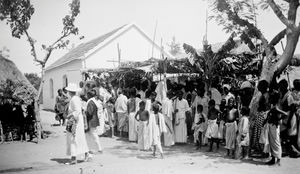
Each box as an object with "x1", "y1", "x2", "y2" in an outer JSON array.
[{"x1": 0, "y1": 110, "x2": 299, "y2": 174}]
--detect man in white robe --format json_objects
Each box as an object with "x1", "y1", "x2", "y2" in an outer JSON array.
[
  {"x1": 174, "y1": 91, "x2": 190, "y2": 143},
  {"x1": 162, "y1": 92, "x2": 175, "y2": 146}
]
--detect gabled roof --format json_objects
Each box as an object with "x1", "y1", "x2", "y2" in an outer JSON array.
[
  {"x1": 46, "y1": 25, "x2": 126, "y2": 71},
  {"x1": 46, "y1": 23, "x2": 174, "y2": 71}
]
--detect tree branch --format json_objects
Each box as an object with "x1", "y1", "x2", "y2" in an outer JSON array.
[
  {"x1": 42, "y1": 31, "x2": 72, "y2": 65},
  {"x1": 269, "y1": 29, "x2": 286, "y2": 46},
  {"x1": 23, "y1": 30, "x2": 44, "y2": 66},
  {"x1": 288, "y1": 0, "x2": 299, "y2": 25},
  {"x1": 225, "y1": 11, "x2": 270, "y2": 53},
  {"x1": 267, "y1": 0, "x2": 290, "y2": 27}
]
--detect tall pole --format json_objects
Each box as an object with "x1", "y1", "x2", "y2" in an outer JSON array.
[
  {"x1": 117, "y1": 43, "x2": 121, "y2": 68},
  {"x1": 203, "y1": 9, "x2": 208, "y2": 46},
  {"x1": 252, "y1": 0, "x2": 258, "y2": 53},
  {"x1": 151, "y1": 20, "x2": 158, "y2": 58},
  {"x1": 205, "y1": 9, "x2": 208, "y2": 42}
]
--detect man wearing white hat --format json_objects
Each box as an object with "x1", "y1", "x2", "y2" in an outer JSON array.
[{"x1": 65, "y1": 83, "x2": 90, "y2": 165}]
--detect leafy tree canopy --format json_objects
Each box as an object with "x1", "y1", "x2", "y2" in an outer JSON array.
[
  {"x1": 24, "y1": 73, "x2": 41, "y2": 90},
  {"x1": 207, "y1": 0, "x2": 300, "y2": 82},
  {"x1": 167, "y1": 36, "x2": 182, "y2": 56}
]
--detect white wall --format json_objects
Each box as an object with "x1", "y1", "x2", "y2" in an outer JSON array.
[
  {"x1": 85, "y1": 27, "x2": 163, "y2": 69},
  {"x1": 43, "y1": 60, "x2": 83, "y2": 110}
]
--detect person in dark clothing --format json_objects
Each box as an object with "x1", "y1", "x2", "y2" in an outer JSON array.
[
  {"x1": 277, "y1": 79, "x2": 290, "y2": 156},
  {"x1": 85, "y1": 89, "x2": 102, "y2": 153},
  {"x1": 265, "y1": 92, "x2": 288, "y2": 165},
  {"x1": 14, "y1": 104, "x2": 26, "y2": 141}
]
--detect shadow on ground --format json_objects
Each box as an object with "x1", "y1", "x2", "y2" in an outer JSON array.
[
  {"x1": 104, "y1": 136, "x2": 267, "y2": 166},
  {"x1": 0, "y1": 167, "x2": 33, "y2": 173},
  {"x1": 50, "y1": 158, "x2": 70, "y2": 164}
]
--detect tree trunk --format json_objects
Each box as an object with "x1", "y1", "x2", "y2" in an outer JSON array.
[
  {"x1": 276, "y1": 31, "x2": 300, "y2": 74},
  {"x1": 34, "y1": 67, "x2": 45, "y2": 140},
  {"x1": 250, "y1": 29, "x2": 300, "y2": 117}
]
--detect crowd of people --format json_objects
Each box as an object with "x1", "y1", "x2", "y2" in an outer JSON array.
[{"x1": 55, "y1": 77, "x2": 300, "y2": 166}]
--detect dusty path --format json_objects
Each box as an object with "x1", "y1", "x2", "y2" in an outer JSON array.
[{"x1": 0, "y1": 110, "x2": 299, "y2": 174}]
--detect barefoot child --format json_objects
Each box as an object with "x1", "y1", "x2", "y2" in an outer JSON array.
[
  {"x1": 205, "y1": 100, "x2": 220, "y2": 152},
  {"x1": 237, "y1": 107, "x2": 250, "y2": 159},
  {"x1": 106, "y1": 97, "x2": 116, "y2": 137},
  {"x1": 151, "y1": 104, "x2": 167, "y2": 158},
  {"x1": 193, "y1": 104, "x2": 207, "y2": 150},
  {"x1": 218, "y1": 99, "x2": 227, "y2": 145},
  {"x1": 225, "y1": 98, "x2": 238, "y2": 158},
  {"x1": 135, "y1": 101, "x2": 151, "y2": 150}
]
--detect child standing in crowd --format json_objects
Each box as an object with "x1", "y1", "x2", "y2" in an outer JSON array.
[
  {"x1": 225, "y1": 98, "x2": 238, "y2": 158},
  {"x1": 218, "y1": 99, "x2": 227, "y2": 145},
  {"x1": 265, "y1": 92, "x2": 288, "y2": 165},
  {"x1": 151, "y1": 104, "x2": 167, "y2": 158},
  {"x1": 236, "y1": 107, "x2": 250, "y2": 159},
  {"x1": 205, "y1": 100, "x2": 220, "y2": 152},
  {"x1": 128, "y1": 88, "x2": 137, "y2": 142},
  {"x1": 193, "y1": 105, "x2": 207, "y2": 150},
  {"x1": 106, "y1": 97, "x2": 116, "y2": 138},
  {"x1": 135, "y1": 101, "x2": 151, "y2": 150}
]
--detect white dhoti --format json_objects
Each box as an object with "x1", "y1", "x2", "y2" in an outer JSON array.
[
  {"x1": 225, "y1": 121, "x2": 237, "y2": 150},
  {"x1": 164, "y1": 116, "x2": 174, "y2": 146},
  {"x1": 205, "y1": 119, "x2": 218, "y2": 139},
  {"x1": 117, "y1": 112, "x2": 128, "y2": 132},
  {"x1": 193, "y1": 123, "x2": 206, "y2": 143},
  {"x1": 138, "y1": 121, "x2": 151, "y2": 150},
  {"x1": 85, "y1": 127, "x2": 102, "y2": 152},
  {"x1": 218, "y1": 120, "x2": 225, "y2": 139},
  {"x1": 129, "y1": 112, "x2": 137, "y2": 141},
  {"x1": 97, "y1": 111, "x2": 106, "y2": 135},
  {"x1": 268, "y1": 124, "x2": 282, "y2": 159},
  {"x1": 174, "y1": 116, "x2": 187, "y2": 143},
  {"x1": 153, "y1": 124, "x2": 163, "y2": 153}
]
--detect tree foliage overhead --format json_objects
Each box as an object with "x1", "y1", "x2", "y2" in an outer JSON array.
[
  {"x1": 167, "y1": 36, "x2": 182, "y2": 56},
  {"x1": 0, "y1": 0, "x2": 81, "y2": 104},
  {"x1": 0, "y1": 0, "x2": 80, "y2": 67},
  {"x1": 24, "y1": 73, "x2": 41, "y2": 90},
  {"x1": 0, "y1": 0, "x2": 81, "y2": 138},
  {"x1": 0, "y1": 79, "x2": 36, "y2": 105},
  {"x1": 207, "y1": 0, "x2": 300, "y2": 82},
  {"x1": 183, "y1": 32, "x2": 259, "y2": 87}
]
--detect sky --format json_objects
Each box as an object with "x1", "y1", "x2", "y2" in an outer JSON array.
[{"x1": 0, "y1": 0, "x2": 299, "y2": 74}]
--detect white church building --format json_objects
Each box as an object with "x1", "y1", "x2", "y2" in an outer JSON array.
[{"x1": 43, "y1": 23, "x2": 174, "y2": 110}]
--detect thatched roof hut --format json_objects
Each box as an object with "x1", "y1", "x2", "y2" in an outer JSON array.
[{"x1": 0, "y1": 55, "x2": 37, "y2": 104}]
